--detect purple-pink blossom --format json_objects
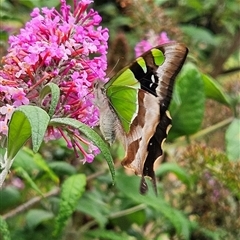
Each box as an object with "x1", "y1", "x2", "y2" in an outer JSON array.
[
  {"x1": 0, "y1": 0, "x2": 109, "y2": 163},
  {"x1": 135, "y1": 31, "x2": 171, "y2": 57}
]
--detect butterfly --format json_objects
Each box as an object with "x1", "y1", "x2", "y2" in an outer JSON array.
[{"x1": 94, "y1": 42, "x2": 188, "y2": 194}]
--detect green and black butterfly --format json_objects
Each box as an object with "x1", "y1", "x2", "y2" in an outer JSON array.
[{"x1": 94, "y1": 42, "x2": 188, "y2": 194}]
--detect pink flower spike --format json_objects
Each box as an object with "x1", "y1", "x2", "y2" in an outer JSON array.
[{"x1": 1, "y1": 0, "x2": 109, "y2": 161}]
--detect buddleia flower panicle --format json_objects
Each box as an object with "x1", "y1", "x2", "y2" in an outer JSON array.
[
  {"x1": 0, "y1": 0, "x2": 109, "y2": 163},
  {"x1": 135, "y1": 31, "x2": 171, "y2": 57}
]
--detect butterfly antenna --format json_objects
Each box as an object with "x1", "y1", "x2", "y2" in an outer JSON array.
[{"x1": 107, "y1": 57, "x2": 123, "y2": 77}]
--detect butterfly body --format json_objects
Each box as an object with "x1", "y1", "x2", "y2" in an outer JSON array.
[
  {"x1": 94, "y1": 82, "x2": 121, "y2": 145},
  {"x1": 95, "y1": 43, "x2": 188, "y2": 194}
]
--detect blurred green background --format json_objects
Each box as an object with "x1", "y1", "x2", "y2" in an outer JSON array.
[{"x1": 0, "y1": 0, "x2": 239, "y2": 239}]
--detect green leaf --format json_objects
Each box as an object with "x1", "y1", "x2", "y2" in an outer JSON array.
[
  {"x1": 156, "y1": 163, "x2": 192, "y2": 188},
  {"x1": 12, "y1": 147, "x2": 41, "y2": 173},
  {"x1": 50, "y1": 118, "x2": 115, "y2": 182},
  {"x1": 19, "y1": 0, "x2": 59, "y2": 8},
  {"x1": 225, "y1": 118, "x2": 240, "y2": 161},
  {"x1": 7, "y1": 105, "x2": 50, "y2": 160},
  {"x1": 26, "y1": 209, "x2": 54, "y2": 229},
  {"x1": 18, "y1": 0, "x2": 37, "y2": 8},
  {"x1": 0, "y1": 30, "x2": 8, "y2": 42},
  {"x1": 33, "y1": 152, "x2": 59, "y2": 183},
  {"x1": 77, "y1": 191, "x2": 110, "y2": 228},
  {"x1": 0, "y1": 186, "x2": 21, "y2": 211},
  {"x1": 13, "y1": 147, "x2": 59, "y2": 183},
  {"x1": 116, "y1": 173, "x2": 191, "y2": 239},
  {"x1": 54, "y1": 174, "x2": 86, "y2": 236},
  {"x1": 85, "y1": 229, "x2": 129, "y2": 240},
  {"x1": 110, "y1": 207, "x2": 146, "y2": 230},
  {"x1": 181, "y1": 25, "x2": 218, "y2": 46},
  {"x1": 169, "y1": 63, "x2": 205, "y2": 140},
  {"x1": 190, "y1": 221, "x2": 220, "y2": 240},
  {"x1": 48, "y1": 161, "x2": 77, "y2": 177},
  {"x1": 0, "y1": 217, "x2": 11, "y2": 240},
  {"x1": 15, "y1": 167, "x2": 44, "y2": 196},
  {"x1": 202, "y1": 74, "x2": 231, "y2": 106},
  {"x1": 40, "y1": 83, "x2": 60, "y2": 118}
]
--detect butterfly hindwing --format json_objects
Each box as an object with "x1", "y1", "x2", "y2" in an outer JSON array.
[
  {"x1": 140, "y1": 110, "x2": 172, "y2": 194},
  {"x1": 122, "y1": 90, "x2": 160, "y2": 175}
]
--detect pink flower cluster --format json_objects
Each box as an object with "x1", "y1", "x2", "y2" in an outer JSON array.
[
  {"x1": 0, "y1": 0, "x2": 109, "y2": 163},
  {"x1": 135, "y1": 31, "x2": 171, "y2": 57}
]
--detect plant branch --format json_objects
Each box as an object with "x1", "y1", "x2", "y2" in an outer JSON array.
[
  {"x1": 1, "y1": 170, "x2": 107, "y2": 220},
  {"x1": 0, "y1": 157, "x2": 15, "y2": 188},
  {"x1": 2, "y1": 187, "x2": 60, "y2": 220},
  {"x1": 109, "y1": 203, "x2": 146, "y2": 219},
  {"x1": 222, "y1": 67, "x2": 240, "y2": 75},
  {"x1": 77, "y1": 204, "x2": 146, "y2": 233},
  {"x1": 171, "y1": 117, "x2": 233, "y2": 147}
]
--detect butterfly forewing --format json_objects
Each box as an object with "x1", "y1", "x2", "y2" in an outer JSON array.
[{"x1": 155, "y1": 43, "x2": 189, "y2": 112}]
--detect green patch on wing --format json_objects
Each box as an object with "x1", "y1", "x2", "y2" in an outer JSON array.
[
  {"x1": 106, "y1": 68, "x2": 140, "y2": 133},
  {"x1": 136, "y1": 57, "x2": 147, "y2": 72},
  {"x1": 151, "y1": 48, "x2": 165, "y2": 66}
]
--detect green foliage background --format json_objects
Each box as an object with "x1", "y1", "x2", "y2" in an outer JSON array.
[{"x1": 0, "y1": 0, "x2": 239, "y2": 239}]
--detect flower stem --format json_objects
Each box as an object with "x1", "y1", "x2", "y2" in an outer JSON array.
[
  {"x1": 0, "y1": 155, "x2": 15, "y2": 187},
  {"x1": 172, "y1": 117, "x2": 233, "y2": 147}
]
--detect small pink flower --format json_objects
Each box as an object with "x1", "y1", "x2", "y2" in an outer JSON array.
[
  {"x1": 0, "y1": 121, "x2": 8, "y2": 135},
  {"x1": 11, "y1": 177, "x2": 25, "y2": 189},
  {"x1": 85, "y1": 153, "x2": 94, "y2": 163},
  {"x1": 12, "y1": 90, "x2": 29, "y2": 106},
  {"x1": 135, "y1": 31, "x2": 171, "y2": 57},
  {"x1": 0, "y1": 104, "x2": 14, "y2": 119},
  {"x1": 89, "y1": 143, "x2": 100, "y2": 155}
]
